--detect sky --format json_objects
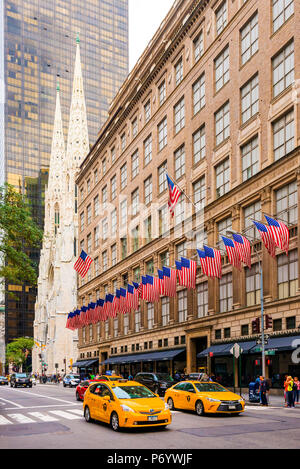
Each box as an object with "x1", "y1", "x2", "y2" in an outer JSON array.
[{"x1": 129, "y1": 0, "x2": 175, "y2": 71}]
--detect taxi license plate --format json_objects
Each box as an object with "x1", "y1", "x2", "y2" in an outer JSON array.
[
  {"x1": 148, "y1": 416, "x2": 158, "y2": 422},
  {"x1": 228, "y1": 405, "x2": 236, "y2": 410}
]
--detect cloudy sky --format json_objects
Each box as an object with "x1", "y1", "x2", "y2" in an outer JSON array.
[{"x1": 129, "y1": 0, "x2": 175, "y2": 71}]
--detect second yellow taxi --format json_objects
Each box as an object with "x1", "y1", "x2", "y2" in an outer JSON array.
[
  {"x1": 164, "y1": 381, "x2": 245, "y2": 416},
  {"x1": 83, "y1": 379, "x2": 172, "y2": 431}
]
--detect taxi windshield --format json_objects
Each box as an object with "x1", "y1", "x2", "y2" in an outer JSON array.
[
  {"x1": 108, "y1": 377, "x2": 122, "y2": 381},
  {"x1": 194, "y1": 383, "x2": 227, "y2": 393},
  {"x1": 16, "y1": 373, "x2": 27, "y2": 378},
  {"x1": 113, "y1": 385, "x2": 156, "y2": 399}
]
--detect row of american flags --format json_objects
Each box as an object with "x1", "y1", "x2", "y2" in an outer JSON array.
[{"x1": 67, "y1": 212, "x2": 289, "y2": 330}]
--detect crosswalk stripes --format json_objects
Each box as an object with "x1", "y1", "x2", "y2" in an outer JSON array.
[
  {"x1": 0, "y1": 415, "x2": 12, "y2": 425},
  {"x1": 0, "y1": 408, "x2": 83, "y2": 425},
  {"x1": 48, "y1": 410, "x2": 82, "y2": 420},
  {"x1": 28, "y1": 412, "x2": 59, "y2": 422}
]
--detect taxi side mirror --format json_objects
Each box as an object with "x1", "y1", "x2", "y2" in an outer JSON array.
[{"x1": 103, "y1": 395, "x2": 111, "y2": 401}]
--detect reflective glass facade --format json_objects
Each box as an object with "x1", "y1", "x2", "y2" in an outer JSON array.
[{"x1": 2, "y1": 0, "x2": 129, "y2": 342}]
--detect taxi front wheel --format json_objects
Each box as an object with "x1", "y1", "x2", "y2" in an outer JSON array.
[
  {"x1": 167, "y1": 397, "x2": 175, "y2": 410},
  {"x1": 195, "y1": 400, "x2": 205, "y2": 416},
  {"x1": 110, "y1": 412, "x2": 120, "y2": 432},
  {"x1": 84, "y1": 406, "x2": 92, "y2": 423}
]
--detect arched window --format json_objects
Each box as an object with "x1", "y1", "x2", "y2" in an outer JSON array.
[{"x1": 54, "y1": 203, "x2": 60, "y2": 235}]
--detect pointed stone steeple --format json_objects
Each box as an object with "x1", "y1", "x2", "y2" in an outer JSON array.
[{"x1": 66, "y1": 34, "x2": 89, "y2": 172}]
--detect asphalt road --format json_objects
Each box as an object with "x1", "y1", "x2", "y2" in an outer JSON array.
[{"x1": 0, "y1": 383, "x2": 300, "y2": 450}]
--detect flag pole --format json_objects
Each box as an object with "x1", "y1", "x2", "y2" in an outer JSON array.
[{"x1": 165, "y1": 171, "x2": 198, "y2": 210}]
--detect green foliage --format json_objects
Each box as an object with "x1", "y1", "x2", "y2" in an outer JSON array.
[
  {"x1": 0, "y1": 184, "x2": 43, "y2": 288},
  {"x1": 6, "y1": 337, "x2": 35, "y2": 371}
]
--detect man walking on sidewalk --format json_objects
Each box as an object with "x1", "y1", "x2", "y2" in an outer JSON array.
[{"x1": 259, "y1": 376, "x2": 269, "y2": 406}]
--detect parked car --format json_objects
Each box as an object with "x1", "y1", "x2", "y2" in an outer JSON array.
[
  {"x1": 10, "y1": 373, "x2": 32, "y2": 388},
  {"x1": 134, "y1": 372, "x2": 174, "y2": 396},
  {"x1": 63, "y1": 374, "x2": 81, "y2": 388},
  {"x1": 0, "y1": 376, "x2": 8, "y2": 385}
]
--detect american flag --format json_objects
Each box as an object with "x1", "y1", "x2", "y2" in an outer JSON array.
[
  {"x1": 253, "y1": 221, "x2": 276, "y2": 258},
  {"x1": 197, "y1": 249, "x2": 208, "y2": 276},
  {"x1": 181, "y1": 257, "x2": 197, "y2": 289},
  {"x1": 222, "y1": 236, "x2": 242, "y2": 271},
  {"x1": 232, "y1": 234, "x2": 252, "y2": 269},
  {"x1": 175, "y1": 260, "x2": 183, "y2": 286},
  {"x1": 204, "y1": 246, "x2": 222, "y2": 279},
  {"x1": 162, "y1": 266, "x2": 177, "y2": 297},
  {"x1": 265, "y1": 215, "x2": 289, "y2": 256},
  {"x1": 96, "y1": 299, "x2": 104, "y2": 322},
  {"x1": 119, "y1": 288, "x2": 128, "y2": 314},
  {"x1": 166, "y1": 174, "x2": 181, "y2": 217},
  {"x1": 158, "y1": 270, "x2": 166, "y2": 296},
  {"x1": 127, "y1": 284, "x2": 135, "y2": 310},
  {"x1": 132, "y1": 283, "x2": 141, "y2": 310},
  {"x1": 145, "y1": 275, "x2": 160, "y2": 303},
  {"x1": 74, "y1": 250, "x2": 93, "y2": 278}
]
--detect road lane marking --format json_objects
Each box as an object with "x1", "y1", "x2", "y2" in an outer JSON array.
[
  {"x1": 0, "y1": 397, "x2": 24, "y2": 408},
  {"x1": 7, "y1": 414, "x2": 36, "y2": 424},
  {"x1": 66, "y1": 408, "x2": 84, "y2": 416},
  {"x1": 49, "y1": 410, "x2": 82, "y2": 420},
  {"x1": 0, "y1": 415, "x2": 13, "y2": 425},
  {"x1": 28, "y1": 412, "x2": 59, "y2": 422},
  {"x1": 4, "y1": 388, "x2": 76, "y2": 405}
]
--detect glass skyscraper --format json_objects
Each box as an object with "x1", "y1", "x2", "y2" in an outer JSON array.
[{"x1": 0, "y1": 0, "x2": 129, "y2": 343}]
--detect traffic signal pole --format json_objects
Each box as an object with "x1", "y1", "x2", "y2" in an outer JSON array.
[{"x1": 259, "y1": 259, "x2": 266, "y2": 377}]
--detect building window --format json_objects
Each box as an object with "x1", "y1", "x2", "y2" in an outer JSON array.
[
  {"x1": 215, "y1": 101, "x2": 230, "y2": 146},
  {"x1": 219, "y1": 273, "x2": 232, "y2": 313},
  {"x1": 144, "y1": 135, "x2": 152, "y2": 166},
  {"x1": 121, "y1": 132, "x2": 126, "y2": 152},
  {"x1": 102, "y1": 158, "x2": 107, "y2": 175},
  {"x1": 276, "y1": 181, "x2": 297, "y2": 225},
  {"x1": 197, "y1": 282, "x2": 208, "y2": 318},
  {"x1": 278, "y1": 250, "x2": 298, "y2": 299},
  {"x1": 174, "y1": 145, "x2": 185, "y2": 180},
  {"x1": 162, "y1": 297, "x2": 170, "y2": 326},
  {"x1": 120, "y1": 163, "x2": 127, "y2": 190},
  {"x1": 87, "y1": 179, "x2": 91, "y2": 194},
  {"x1": 175, "y1": 194, "x2": 185, "y2": 225},
  {"x1": 133, "y1": 266, "x2": 140, "y2": 283},
  {"x1": 131, "y1": 189, "x2": 139, "y2": 217},
  {"x1": 216, "y1": 1, "x2": 227, "y2": 35},
  {"x1": 131, "y1": 150, "x2": 139, "y2": 178},
  {"x1": 158, "y1": 162, "x2": 167, "y2": 194},
  {"x1": 286, "y1": 316, "x2": 296, "y2": 330},
  {"x1": 193, "y1": 125, "x2": 206, "y2": 164},
  {"x1": 102, "y1": 250, "x2": 108, "y2": 272},
  {"x1": 174, "y1": 97, "x2": 185, "y2": 134},
  {"x1": 132, "y1": 117, "x2": 138, "y2": 138},
  {"x1": 87, "y1": 233, "x2": 92, "y2": 254},
  {"x1": 241, "y1": 135, "x2": 259, "y2": 182},
  {"x1": 147, "y1": 303, "x2": 154, "y2": 330},
  {"x1": 193, "y1": 73, "x2": 205, "y2": 114},
  {"x1": 214, "y1": 46, "x2": 229, "y2": 92},
  {"x1": 135, "y1": 308, "x2": 141, "y2": 333},
  {"x1": 161, "y1": 251, "x2": 170, "y2": 270},
  {"x1": 193, "y1": 176, "x2": 206, "y2": 212},
  {"x1": 144, "y1": 216, "x2": 152, "y2": 243},
  {"x1": 215, "y1": 329, "x2": 222, "y2": 340},
  {"x1": 120, "y1": 199, "x2": 127, "y2": 226},
  {"x1": 144, "y1": 100, "x2": 151, "y2": 123},
  {"x1": 215, "y1": 158, "x2": 230, "y2": 198},
  {"x1": 273, "y1": 318, "x2": 282, "y2": 332},
  {"x1": 121, "y1": 237, "x2": 127, "y2": 260},
  {"x1": 272, "y1": 0, "x2": 294, "y2": 33},
  {"x1": 272, "y1": 41, "x2": 294, "y2": 98},
  {"x1": 87, "y1": 204, "x2": 91, "y2": 225},
  {"x1": 178, "y1": 290, "x2": 188, "y2": 323},
  {"x1": 175, "y1": 57, "x2": 183, "y2": 86},
  {"x1": 241, "y1": 74, "x2": 259, "y2": 125},
  {"x1": 111, "y1": 175, "x2": 117, "y2": 201},
  {"x1": 111, "y1": 244, "x2": 117, "y2": 266},
  {"x1": 114, "y1": 318, "x2": 118, "y2": 338},
  {"x1": 144, "y1": 176, "x2": 152, "y2": 205},
  {"x1": 124, "y1": 315, "x2": 129, "y2": 336},
  {"x1": 102, "y1": 217, "x2": 108, "y2": 241},
  {"x1": 146, "y1": 259, "x2": 154, "y2": 275},
  {"x1": 194, "y1": 30, "x2": 204, "y2": 62},
  {"x1": 159, "y1": 205, "x2": 169, "y2": 236},
  {"x1": 94, "y1": 195, "x2": 99, "y2": 217},
  {"x1": 174, "y1": 336, "x2": 179, "y2": 345},
  {"x1": 111, "y1": 208, "x2": 117, "y2": 237},
  {"x1": 102, "y1": 186, "x2": 107, "y2": 208},
  {"x1": 105, "y1": 320, "x2": 109, "y2": 340},
  {"x1": 111, "y1": 146, "x2": 116, "y2": 164},
  {"x1": 158, "y1": 118, "x2": 167, "y2": 151},
  {"x1": 240, "y1": 12, "x2": 258, "y2": 65},
  {"x1": 80, "y1": 212, "x2": 84, "y2": 232},
  {"x1": 94, "y1": 225, "x2": 100, "y2": 248},
  {"x1": 244, "y1": 200, "x2": 261, "y2": 239},
  {"x1": 246, "y1": 264, "x2": 260, "y2": 306},
  {"x1": 217, "y1": 217, "x2": 232, "y2": 241},
  {"x1": 132, "y1": 225, "x2": 139, "y2": 252},
  {"x1": 159, "y1": 80, "x2": 166, "y2": 105},
  {"x1": 241, "y1": 324, "x2": 249, "y2": 336},
  {"x1": 273, "y1": 109, "x2": 294, "y2": 161},
  {"x1": 94, "y1": 257, "x2": 99, "y2": 277}
]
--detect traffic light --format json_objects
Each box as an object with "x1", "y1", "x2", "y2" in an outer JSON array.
[
  {"x1": 265, "y1": 314, "x2": 273, "y2": 329},
  {"x1": 252, "y1": 317, "x2": 260, "y2": 334}
]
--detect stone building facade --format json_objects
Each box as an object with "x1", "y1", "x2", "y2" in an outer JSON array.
[{"x1": 75, "y1": 0, "x2": 300, "y2": 387}]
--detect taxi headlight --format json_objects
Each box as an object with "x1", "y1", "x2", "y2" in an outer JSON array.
[
  {"x1": 165, "y1": 403, "x2": 169, "y2": 410},
  {"x1": 206, "y1": 398, "x2": 221, "y2": 403},
  {"x1": 121, "y1": 404, "x2": 135, "y2": 413},
  {"x1": 239, "y1": 399, "x2": 244, "y2": 403}
]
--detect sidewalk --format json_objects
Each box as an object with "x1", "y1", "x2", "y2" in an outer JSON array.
[{"x1": 245, "y1": 394, "x2": 300, "y2": 408}]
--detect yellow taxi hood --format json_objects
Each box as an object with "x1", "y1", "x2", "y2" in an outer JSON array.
[
  {"x1": 197, "y1": 391, "x2": 242, "y2": 401},
  {"x1": 118, "y1": 397, "x2": 165, "y2": 412}
]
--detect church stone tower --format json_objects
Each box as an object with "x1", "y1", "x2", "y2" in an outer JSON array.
[{"x1": 33, "y1": 37, "x2": 89, "y2": 375}]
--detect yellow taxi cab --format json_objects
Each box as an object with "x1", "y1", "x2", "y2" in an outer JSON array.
[
  {"x1": 98, "y1": 375, "x2": 123, "y2": 382},
  {"x1": 83, "y1": 379, "x2": 172, "y2": 431},
  {"x1": 164, "y1": 381, "x2": 245, "y2": 416}
]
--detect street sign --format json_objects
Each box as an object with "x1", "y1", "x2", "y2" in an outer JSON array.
[
  {"x1": 254, "y1": 346, "x2": 262, "y2": 353},
  {"x1": 265, "y1": 350, "x2": 276, "y2": 356},
  {"x1": 230, "y1": 343, "x2": 243, "y2": 359}
]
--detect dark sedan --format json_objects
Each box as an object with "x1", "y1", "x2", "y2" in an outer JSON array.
[
  {"x1": 10, "y1": 373, "x2": 32, "y2": 388},
  {"x1": 0, "y1": 376, "x2": 8, "y2": 385}
]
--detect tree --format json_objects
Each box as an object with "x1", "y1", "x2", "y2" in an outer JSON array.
[
  {"x1": 0, "y1": 184, "x2": 43, "y2": 290},
  {"x1": 6, "y1": 337, "x2": 35, "y2": 372}
]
